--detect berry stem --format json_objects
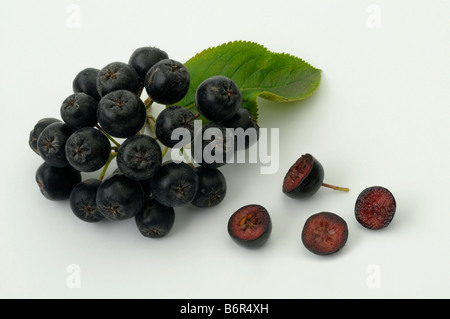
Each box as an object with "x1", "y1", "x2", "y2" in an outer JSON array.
[
  {"x1": 99, "y1": 151, "x2": 118, "y2": 181},
  {"x1": 321, "y1": 183, "x2": 349, "y2": 192},
  {"x1": 162, "y1": 146, "x2": 169, "y2": 158},
  {"x1": 181, "y1": 147, "x2": 195, "y2": 168},
  {"x1": 96, "y1": 125, "x2": 121, "y2": 148}
]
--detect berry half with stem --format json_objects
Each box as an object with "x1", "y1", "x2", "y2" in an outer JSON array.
[
  {"x1": 227, "y1": 204, "x2": 272, "y2": 249},
  {"x1": 355, "y1": 186, "x2": 396, "y2": 230},
  {"x1": 301, "y1": 212, "x2": 349, "y2": 256},
  {"x1": 282, "y1": 153, "x2": 349, "y2": 198}
]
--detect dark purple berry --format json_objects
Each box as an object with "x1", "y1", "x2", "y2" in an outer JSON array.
[
  {"x1": 73, "y1": 67, "x2": 101, "y2": 101},
  {"x1": 35, "y1": 162, "x2": 81, "y2": 201},
  {"x1": 144, "y1": 59, "x2": 190, "y2": 105},
  {"x1": 116, "y1": 134, "x2": 162, "y2": 181},
  {"x1": 96, "y1": 62, "x2": 141, "y2": 97},
  {"x1": 135, "y1": 198, "x2": 175, "y2": 238},
  {"x1": 195, "y1": 76, "x2": 242, "y2": 122},
  {"x1": 154, "y1": 105, "x2": 195, "y2": 148},
  {"x1": 69, "y1": 179, "x2": 105, "y2": 223},
  {"x1": 129, "y1": 46, "x2": 169, "y2": 83},
  {"x1": 37, "y1": 122, "x2": 74, "y2": 168},
  {"x1": 191, "y1": 167, "x2": 227, "y2": 208},
  {"x1": 29, "y1": 118, "x2": 61, "y2": 154},
  {"x1": 60, "y1": 93, "x2": 98, "y2": 130},
  {"x1": 65, "y1": 127, "x2": 111, "y2": 172}
]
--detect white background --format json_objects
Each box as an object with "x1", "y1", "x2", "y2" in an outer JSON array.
[{"x1": 1, "y1": 0, "x2": 449, "y2": 299}]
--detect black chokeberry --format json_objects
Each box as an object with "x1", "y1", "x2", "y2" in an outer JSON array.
[
  {"x1": 282, "y1": 153, "x2": 349, "y2": 198},
  {"x1": 301, "y1": 212, "x2": 348, "y2": 256},
  {"x1": 65, "y1": 127, "x2": 111, "y2": 172},
  {"x1": 191, "y1": 167, "x2": 227, "y2": 208},
  {"x1": 227, "y1": 204, "x2": 272, "y2": 249},
  {"x1": 29, "y1": 118, "x2": 61, "y2": 154},
  {"x1": 191, "y1": 122, "x2": 235, "y2": 169},
  {"x1": 73, "y1": 67, "x2": 101, "y2": 101},
  {"x1": 135, "y1": 198, "x2": 175, "y2": 238},
  {"x1": 37, "y1": 122, "x2": 74, "y2": 168},
  {"x1": 97, "y1": 90, "x2": 146, "y2": 138},
  {"x1": 221, "y1": 107, "x2": 260, "y2": 150},
  {"x1": 129, "y1": 46, "x2": 169, "y2": 84},
  {"x1": 355, "y1": 186, "x2": 396, "y2": 230},
  {"x1": 60, "y1": 93, "x2": 98, "y2": 131},
  {"x1": 154, "y1": 105, "x2": 196, "y2": 148},
  {"x1": 116, "y1": 134, "x2": 162, "y2": 181},
  {"x1": 96, "y1": 173, "x2": 144, "y2": 221},
  {"x1": 150, "y1": 161, "x2": 199, "y2": 207},
  {"x1": 69, "y1": 179, "x2": 105, "y2": 223},
  {"x1": 96, "y1": 62, "x2": 141, "y2": 97},
  {"x1": 144, "y1": 59, "x2": 190, "y2": 105},
  {"x1": 195, "y1": 75, "x2": 242, "y2": 122},
  {"x1": 35, "y1": 162, "x2": 81, "y2": 201}
]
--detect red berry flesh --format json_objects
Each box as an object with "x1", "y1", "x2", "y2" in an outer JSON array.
[
  {"x1": 355, "y1": 186, "x2": 396, "y2": 230},
  {"x1": 301, "y1": 212, "x2": 348, "y2": 255},
  {"x1": 282, "y1": 153, "x2": 324, "y2": 198},
  {"x1": 227, "y1": 204, "x2": 272, "y2": 248}
]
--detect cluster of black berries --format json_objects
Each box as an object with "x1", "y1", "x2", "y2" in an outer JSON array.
[{"x1": 29, "y1": 46, "x2": 259, "y2": 238}]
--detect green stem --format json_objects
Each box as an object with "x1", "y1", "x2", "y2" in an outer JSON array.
[
  {"x1": 162, "y1": 146, "x2": 169, "y2": 158},
  {"x1": 99, "y1": 152, "x2": 117, "y2": 181},
  {"x1": 180, "y1": 147, "x2": 194, "y2": 168},
  {"x1": 322, "y1": 183, "x2": 349, "y2": 192},
  {"x1": 96, "y1": 125, "x2": 121, "y2": 148}
]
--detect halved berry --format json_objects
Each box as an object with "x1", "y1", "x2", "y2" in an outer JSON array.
[
  {"x1": 227, "y1": 204, "x2": 272, "y2": 248},
  {"x1": 282, "y1": 153, "x2": 349, "y2": 198},
  {"x1": 301, "y1": 212, "x2": 348, "y2": 255},
  {"x1": 355, "y1": 186, "x2": 396, "y2": 230}
]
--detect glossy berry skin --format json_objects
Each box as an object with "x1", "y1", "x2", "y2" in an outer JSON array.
[
  {"x1": 355, "y1": 186, "x2": 396, "y2": 230},
  {"x1": 195, "y1": 76, "x2": 242, "y2": 123},
  {"x1": 60, "y1": 93, "x2": 98, "y2": 130},
  {"x1": 301, "y1": 212, "x2": 348, "y2": 256},
  {"x1": 37, "y1": 122, "x2": 74, "y2": 168},
  {"x1": 128, "y1": 46, "x2": 169, "y2": 83},
  {"x1": 150, "y1": 161, "x2": 199, "y2": 207},
  {"x1": 116, "y1": 134, "x2": 162, "y2": 181},
  {"x1": 65, "y1": 127, "x2": 111, "y2": 172},
  {"x1": 191, "y1": 122, "x2": 235, "y2": 169},
  {"x1": 97, "y1": 90, "x2": 146, "y2": 138},
  {"x1": 73, "y1": 67, "x2": 101, "y2": 101},
  {"x1": 135, "y1": 198, "x2": 175, "y2": 238},
  {"x1": 29, "y1": 118, "x2": 61, "y2": 154},
  {"x1": 228, "y1": 204, "x2": 272, "y2": 249},
  {"x1": 191, "y1": 167, "x2": 227, "y2": 208},
  {"x1": 154, "y1": 105, "x2": 196, "y2": 148},
  {"x1": 69, "y1": 179, "x2": 105, "y2": 223},
  {"x1": 144, "y1": 59, "x2": 190, "y2": 105},
  {"x1": 221, "y1": 107, "x2": 260, "y2": 150},
  {"x1": 282, "y1": 153, "x2": 324, "y2": 199},
  {"x1": 35, "y1": 162, "x2": 81, "y2": 201},
  {"x1": 96, "y1": 173, "x2": 144, "y2": 221},
  {"x1": 96, "y1": 62, "x2": 141, "y2": 97}
]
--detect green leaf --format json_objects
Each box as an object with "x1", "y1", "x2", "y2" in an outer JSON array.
[{"x1": 177, "y1": 41, "x2": 321, "y2": 123}]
